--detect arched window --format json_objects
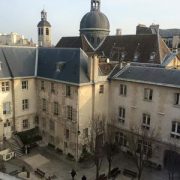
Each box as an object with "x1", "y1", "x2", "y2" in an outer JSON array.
[{"x1": 46, "y1": 28, "x2": 49, "y2": 35}]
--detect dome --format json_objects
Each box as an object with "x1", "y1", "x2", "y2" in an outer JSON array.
[
  {"x1": 79, "y1": 0, "x2": 110, "y2": 48},
  {"x1": 80, "y1": 11, "x2": 110, "y2": 32},
  {"x1": 37, "y1": 20, "x2": 51, "y2": 27}
]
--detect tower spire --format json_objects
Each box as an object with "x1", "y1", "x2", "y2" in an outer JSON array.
[
  {"x1": 91, "y1": 0, "x2": 101, "y2": 11},
  {"x1": 41, "y1": 9, "x2": 47, "y2": 21}
]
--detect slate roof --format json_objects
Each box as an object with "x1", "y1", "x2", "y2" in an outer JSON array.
[
  {"x1": 0, "y1": 46, "x2": 90, "y2": 85},
  {"x1": 111, "y1": 64, "x2": 180, "y2": 87},
  {"x1": 37, "y1": 20, "x2": 51, "y2": 27},
  {"x1": 56, "y1": 35, "x2": 94, "y2": 53},
  {"x1": 56, "y1": 34, "x2": 169, "y2": 64},
  {"x1": 37, "y1": 48, "x2": 89, "y2": 84},
  {"x1": 160, "y1": 29, "x2": 180, "y2": 38},
  {"x1": 0, "y1": 47, "x2": 36, "y2": 78},
  {"x1": 80, "y1": 11, "x2": 110, "y2": 31},
  {"x1": 0, "y1": 48, "x2": 12, "y2": 78}
]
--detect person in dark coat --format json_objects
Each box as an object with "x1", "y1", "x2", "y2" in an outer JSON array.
[
  {"x1": 82, "y1": 175, "x2": 87, "y2": 180},
  {"x1": 71, "y1": 169, "x2": 77, "y2": 180}
]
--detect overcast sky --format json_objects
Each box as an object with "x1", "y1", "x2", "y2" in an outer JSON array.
[{"x1": 0, "y1": 0, "x2": 179, "y2": 45}]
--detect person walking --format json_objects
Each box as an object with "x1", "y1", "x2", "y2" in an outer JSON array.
[
  {"x1": 82, "y1": 175, "x2": 87, "y2": 180},
  {"x1": 71, "y1": 169, "x2": 77, "y2": 180}
]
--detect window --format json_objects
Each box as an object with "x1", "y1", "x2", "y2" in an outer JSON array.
[
  {"x1": 38, "y1": 28, "x2": 43, "y2": 35},
  {"x1": 99, "y1": 85, "x2": 104, "y2": 94},
  {"x1": 66, "y1": 129, "x2": 69, "y2": 139},
  {"x1": 171, "y1": 121, "x2": 180, "y2": 139},
  {"x1": 66, "y1": 85, "x2": 71, "y2": 97},
  {"x1": 2, "y1": 81, "x2": 10, "y2": 92},
  {"x1": 41, "y1": 81, "x2": 45, "y2": 90},
  {"x1": 142, "y1": 114, "x2": 150, "y2": 130},
  {"x1": 51, "y1": 83, "x2": 55, "y2": 93},
  {"x1": 46, "y1": 28, "x2": 49, "y2": 35},
  {"x1": 42, "y1": 98, "x2": 46, "y2": 111},
  {"x1": 83, "y1": 128, "x2": 88, "y2": 138},
  {"x1": 115, "y1": 132, "x2": 127, "y2": 147},
  {"x1": 149, "y1": 52, "x2": 156, "y2": 61},
  {"x1": 22, "y1": 119, "x2": 29, "y2": 129},
  {"x1": 144, "y1": 88, "x2": 153, "y2": 101},
  {"x1": 67, "y1": 106, "x2": 73, "y2": 121},
  {"x1": 56, "y1": 62, "x2": 66, "y2": 72},
  {"x1": 22, "y1": 80, "x2": 28, "y2": 90},
  {"x1": 118, "y1": 107, "x2": 125, "y2": 123},
  {"x1": 49, "y1": 120, "x2": 55, "y2": 131},
  {"x1": 22, "y1": 99, "x2": 29, "y2": 110},
  {"x1": 3, "y1": 102, "x2": 11, "y2": 115},
  {"x1": 53, "y1": 102, "x2": 59, "y2": 115},
  {"x1": 42, "y1": 118, "x2": 46, "y2": 128},
  {"x1": 137, "y1": 140, "x2": 152, "y2": 158},
  {"x1": 174, "y1": 93, "x2": 180, "y2": 106},
  {"x1": 4, "y1": 120, "x2": 10, "y2": 127},
  {"x1": 119, "y1": 84, "x2": 127, "y2": 96}
]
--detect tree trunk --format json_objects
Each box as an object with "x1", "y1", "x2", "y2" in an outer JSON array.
[
  {"x1": 108, "y1": 159, "x2": 112, "y2": 177},
  {"x1": 96, "y1": 164, "x2": 99, "y2": 180},
  {"x1": 138, "y1": 169, "x2": 142, "y2": 180}
]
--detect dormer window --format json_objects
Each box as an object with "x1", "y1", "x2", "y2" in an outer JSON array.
[
  {"x1": 56, "y1": 62, "x2": 65, "y2": 72},
  {"x1": 149, "y1": 52, "x2": 156, "y2": 62}
]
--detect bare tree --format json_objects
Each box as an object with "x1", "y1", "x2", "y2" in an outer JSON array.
[
  {"x1": 164, "y1": 139, "x2": 180, "y2": 180},
  {"x1": 127, "y1": 124, "x2": 156, "y2": 180},
  {"x1": 91, "y1": 114, "x2": 105, "y2": 180},
  {"x1": 104, "y1": 123, "x2": 117, "y2": 177}
]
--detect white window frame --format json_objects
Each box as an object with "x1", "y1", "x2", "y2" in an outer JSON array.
[
  {"x1": 118, "y1": 107, "x2": 125, "y2": 123},
  {"x1": 171, "y1": 121, "x2": 180, "y2": 139},
  {"x1": 3, "y1": 102, "x2": 11, "y2": 115},
  {"x1": 22, "y1": 80, "x2": 28, "y2": 90},
  {"x1": 66, "y1": 85, "x2": 71, "y2": 97},
  {"x1": 119, "y1": 84, "x2": 127, "y2": 96},
  {"x1": 54, "y1": 102, "x2": 59, "y2": 115},
  {"x1": 22, "y1": 99, "x2": 29, "y2": 110},
  {"x1": 2, "y1": 81, "x2": 10, "y2": 92},
  {"x1": 22, "y1": 119, "x2": 29, "y2": 129},
  {"x1": 142, "y1": 113, "x2": 151, "y2": 130},
  {"x1": 115, "y1": 132, "x2": 127, "y2": 147},
  {"x1": 144, "y1": 88, "x2": 153, "y2": 101}
]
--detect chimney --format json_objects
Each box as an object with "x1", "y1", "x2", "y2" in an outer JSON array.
[{"x1": 116, "y1": 29, "x2": 122, "y2": 36}]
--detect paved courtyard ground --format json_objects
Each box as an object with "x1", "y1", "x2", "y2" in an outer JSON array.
[{"x1": 4, "y1": 146, "x2": 180, "y2": 180}]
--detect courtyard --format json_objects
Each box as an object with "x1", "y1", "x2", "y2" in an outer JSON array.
[{"x1": 3, "y1": 146, "x2": 179, "y2": 180}]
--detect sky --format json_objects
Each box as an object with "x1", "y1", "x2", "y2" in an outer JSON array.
[{"x1": 0, "y1": 0, "x2": 180, "y2": 45}]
